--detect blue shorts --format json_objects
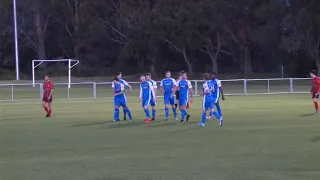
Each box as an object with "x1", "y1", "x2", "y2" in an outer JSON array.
[
  {"x1": 164, "y1": 93, "x2": 175, "y2": 105},
  {"x1": 213, "y1": 96, "x2": 220, "y2": 104},
  {"x1": 142, "y1": 99, "x2": 156, "y2": 107},
  {"x1": 114, "y1": 98, "x2": 127, "y2": 107},
  {"x1": 203, "y1": 99, "x2": 214, "y2": 111},
  {"x1": 179, "y1": 97, "x2": 188, "y2": 106}
]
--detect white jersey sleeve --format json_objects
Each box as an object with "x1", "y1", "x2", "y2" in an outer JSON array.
[
  {"x1": 216, "y1": 79, "x2": 222, "y2": 87},
  {"x1": 111, "y1": 81, "x2": 115, "y2": 88},
  {"x1": 152, "y1": 80, "x2": 157, "y2": 89},
  {"x1": 203, "y1": 82, "x2": 209, "y2": 91},
  {"x1": 122, "y1": 79, "x2": 130, "y2": 86},
  {"x1": 139, "y1": 84, "x2": 143, "y2": 99},
  {"x1": 160, "y1": 79, "x2": 164, "y2": 87},
  {"x1": 187, "y1": 80, "x2": 192, "y2": 89},
  {"x1": 171, "y1": 78, "x2": 177, "y2": 86},
  {"x1": 148, "y1": 82, "x2": 156, "y2": 99}
]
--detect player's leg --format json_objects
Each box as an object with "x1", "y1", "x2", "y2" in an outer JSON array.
[
  {"x1": 122, "y1": 95, "x2": 127, "y2": 120},
  {"x1": 313, "y1": 94, "x2": 319, "y2": 113},
  {"x1": 164, "y1": 95, "x2": 170, "y2": 120},
  {"x1": 42, "y1": 101, "x2": 49, "y2": 115},
  {"x1": 199, "y1": 100, "x2": 207, "y2": 127},
  {"x1": 47, "y1": 102, "x2": 52, "y2": 117},
  {"x1": 142, "y1": 100, "x2": 151, "y2": 123},
  {"x1": 113, "y1": 105, "x2": 120, "y2": 122},
  {"x1": 122, "y1": 100, "x2": 132, "y2": 121},
  {"x1": 175, "y1": 91, "x2": 179, "y2": 108},
  {"x1": 170, "y1": 96, "x2": 178, "y2": 120},
  {"x1": 211, "y1": 101, "x2": 222, "y2": 127},
  {"x1": 179, "y1": 98, "x2": 189, "y2": 122},
  {"x1": 215, "y1": 100, "x2": 223, "y2": 118},
  {"x1": 150, "y1": 100, "x2": 156, "y2": 121}
]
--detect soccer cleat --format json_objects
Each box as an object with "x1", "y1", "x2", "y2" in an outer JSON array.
[
  {"x1": 198, "y1": 122, "x2": 205, "y2": 127},
  {"x1": 165, "y1": 118, "x2": 168, "y2": 121},
  {"x1": 180, "y1": 119, "x2": 184, "y2": 123},
  {"x1": 124, "y1": 117, "x2": 127, "y2": 121},
  {"x1": 145, "y1": 118, "x2": 151, "y2": 124},
  {"x1": 45, "y1": 114, "x2": 50, "y2": 118},
  {"x1": 175, "y1": 116, "x2": 178, "y2": 121},
  {"x1": 219, "y1": 119, "x2": 223, "y2": 127},
  {"x1": 186, "y1": 114, "x2": 191, "y2": 122},
  {"x1": 129, "y1": 118, "x2": 133, "y2": 121},
  {"x1": 152, "y1": 118, "x2": 155, "y2": 121},
  {"x1": 206, "y1": 116, "x2": 211, "y2": 120}
]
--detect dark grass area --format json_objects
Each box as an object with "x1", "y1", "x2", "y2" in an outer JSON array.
[{"x1": 0, "y1": 95, "x2": 320, "y2": 180}]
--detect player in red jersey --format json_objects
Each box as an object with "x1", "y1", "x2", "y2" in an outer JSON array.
[
  {"x1": 42, "y1": 75, "x2": 54, "y2": 117},
  {"x1": 310, "y1": 70, "x2": 320, "y2": 113}
]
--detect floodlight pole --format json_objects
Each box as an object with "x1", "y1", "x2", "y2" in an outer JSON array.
[{"x1": 13, "y1": 0, "x2": 20, "y2": 80}]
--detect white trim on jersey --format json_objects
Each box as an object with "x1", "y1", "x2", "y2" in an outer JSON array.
[{"x1": 202, "y1": 95, "x2": 206, "y2": 110}]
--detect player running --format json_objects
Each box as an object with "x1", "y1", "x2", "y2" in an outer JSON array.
[
  {"x1": 139, "y1": 75, "x2": 156, "y2": 124},
  {"x1": 42, "y1": 75, "x2": 54, "y2": 117},
  {"x1": 211, "y1": 72, "x2": 225, "y2": 118},
  {"x1": 160, "y1": 71, "x2": 178, "y2": 120},
  {"x1": 175, "y1": 72, "x2": 193, "y2": 122},
  {"x1": 112, "y1": 72, "x2": 132, "y2": 120},
  {"x1": 310, "y1": 70, "x2": 320, "y2": 114},
  {"x1": 113, "y1": 78, "x2": 133, "y2": 122},
  {"x1": 145, "y1": 73, "x2": 157, "y2": 121},
  {"x1": 199, "y1": 73, "x2": 222, "y2": 127}
]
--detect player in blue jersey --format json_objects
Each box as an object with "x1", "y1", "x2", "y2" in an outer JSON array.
[
  {"x1": 160, "y1": 71, "x2": 178, "y2": 120},
  {"x1": 112, "y1": 72, "x2": 132, "y2": 120},
  {"x1": 175, "y1": 72, "x2": 193, "y2": 122},
  {"x1": 112, "y1": 78, "x2": 133, "y2": 122},
  {"x1": 145, "y1": 73, "x2": 157, "y2": 121},
  {"x1": 209, "y1": 75, "x2": 223, "y2": 127},
  {"x1": 199, "y1": 73, "x2": 222, "y2": 127},
  {"x1": 139, "y1": 75, "x2": 156, "y2": 124},
  {"x1": 211, "y1": 72, "x2": 225, "y2": 119}
]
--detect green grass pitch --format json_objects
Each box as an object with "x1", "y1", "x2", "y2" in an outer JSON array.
[{"x1": 0, "y1": 93, "x2": 319, "y2": 180}]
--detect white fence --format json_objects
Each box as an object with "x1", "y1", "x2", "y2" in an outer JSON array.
[{"x1": 0, "y1": 78, "x2": 312, "y2": 101}]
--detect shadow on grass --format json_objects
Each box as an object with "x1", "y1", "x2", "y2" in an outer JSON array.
[
  {"x1": 300, "y1": 113, "x2": 315, "y2": 117},
  {"x1": 0, "y1": 117, "x2": 33, "y2": 122},
  {"x1": 69, "y1": 121, "x2": 110, "y2": 127},
  {"x1": 310, "y1": 135, "x2": 320, "y2": 142}
]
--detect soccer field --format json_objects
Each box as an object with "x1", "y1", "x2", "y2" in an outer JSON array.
[{"x1": 0, "y1": 94, "x2": 319, "y2": 180}]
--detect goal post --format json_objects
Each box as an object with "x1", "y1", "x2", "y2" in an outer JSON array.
[{"x1": 32, "y1": 59, "x2": 79, "y2": 88}]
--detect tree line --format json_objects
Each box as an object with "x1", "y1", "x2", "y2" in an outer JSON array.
[{"x1": 0, "y1": 0, "x2": 320, "y2": 78}]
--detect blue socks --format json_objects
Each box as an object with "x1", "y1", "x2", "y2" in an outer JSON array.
[
  {"x1": 201, "y1": 112, "x2": 207, "y2": 124},
  {"x1": 144, "y1": 109, "x2": 150, "y2": 118},
  {"x1": 152, "y1": 109, "x2": 156, "y2": 119},
  {"x1": 114, "y1": 108, "x2": 119, "y2": 120},
  {"x1": 165, "y1": 108, "x2": 169, "y2": 118},
  {"x1": 126, "y1": 109, "x2": 132, "y2": 120},
  {"x1": 172, "y1": 107, "x2": 177, "y2": 117},
  {"x1": 181, "y1": 109, "x2": 188, "y2": 119},
  {"x1": 213, "y1": 111, "x2": 221, "y2": 121},
  {"x1": 216, "y1": 105, "x2": 222, "y2": 117},
  {"x1": 123, "y1": 108, "x2": 127, "y2": 119}
]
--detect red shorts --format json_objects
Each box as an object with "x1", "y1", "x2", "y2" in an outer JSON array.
[
  {"x1": 43, "y1": 97, "x2": 53, "y2": 102},
  {"x1": 312, "y1": 93, "x2": 319, "y2": 99}
]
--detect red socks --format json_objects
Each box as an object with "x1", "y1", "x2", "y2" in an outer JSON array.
[
  {"x1": 48, "y1": 109, "x2": 52, "y2": 116},
  {"x1": 314, "y1": 102, "x2": 319, "y2": 111},
  {"x1": 44, "y1": 107, "x2": 49, "y2": 113}
]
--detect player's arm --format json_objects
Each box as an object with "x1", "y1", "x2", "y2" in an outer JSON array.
[
  {"x1": 202, "y1": 83, "x2": 210, "y2": 96},
  {"x1": 114, "y1": 84, "x2": 125, "y2": 96},
  {"x1": 111, "y1": 81, "x2": 115, "y2": 89},
  {"x1": 149, "y1": 82, "x2": 156, "y2": 101},
  {"x1": 317, "y1": 78, "x2": 320, "y2": 94},
  {"x1": 218, "y1": 80, "x2": 225, "y2": 100},
  {"x1": 153, "y1": 81, "x2": 157, "y2": 96},
  {"x1": 188, "y1": 80, "x2": 193, "y2": 102},
  {"x1": 160, "y1": 80, "x2": 164, "y2": 92},
  {"x1": 48, "y1": 83, "x2": 54, "y2": 98},
  {"x1": 139, "y1": 85, "x2": 142, "y2": 101},
  {"x1": 172, "y1": 79, "x2": 177, "y2": 97},
  {"x1": 122, "y1": 79, "x2": 132, "y2": 91}
]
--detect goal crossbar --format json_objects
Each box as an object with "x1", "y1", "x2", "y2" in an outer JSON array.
[{"x1": 32, "y1": 59, "x2": 80, "y2": 88}]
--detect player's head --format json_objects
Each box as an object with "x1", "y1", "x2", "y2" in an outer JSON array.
[
  {"x1": 181, "y1": 72, "x2": 187, "y2": 80},
  {"x1": 113, "y1": 77, "x2": 120, "y2": 85},
  {"x1": 140, "y1": 75, "x2": 146, "y2": 82},
  {"x1": 165, "y1": 71, "x2": 171, "y2": 78},
  {"x1": 44, "y1": 75, "x2": 50, "y2": 81},
  {"x1": 145, "y1": 73, "x2": 151, "y2": 80},
  {"x1": 210, "y1": 72, "x2": 217, "y2": 79},
  {"x1": 116, "y1": 72, "x2": 122, "y2": 79},
  {"x1": 203, "y1": 73, "x2": 211, "y2": 80},
  {"x1": 310, "y1": 70, "x2": 317, "y2": 78}
]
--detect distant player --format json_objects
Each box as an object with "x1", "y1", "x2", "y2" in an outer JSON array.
[
  {"x1": 113, "y1": 78, "x2": 132, "y2": 122},
  {"x1": 210, "y1": 75, "x2": 223, "y2": 127},
  {"x1": 211, "y1": 72, "x2": 225, "y2": 118},
  {"x1": 42, "y1": 75, "x2": 53, "y2": 117},
  {"x1": 199, "y1": 73, "x2": 222, "y2": 127},
  {"x1": 310, "y1": 70, "x2": 320, "y2": 113},
  {"x1": 145, "y1": 73, "x2": 157, "y2": 120},
  {"x1": 139, "y1": 75, "x2": 156, "y2": 124},
  {"x1": 174, "y1": 71, "x2": 183, "y2": 108},
  {"x1": 112, "y1": 72, "x2": 132, "y2": 120},
  {"x1": 160, "y1": 71, "x2": 178, "y2": 120},
  {"x1": 175, "y1": 72, "x2": 193, "y2": 122}
]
